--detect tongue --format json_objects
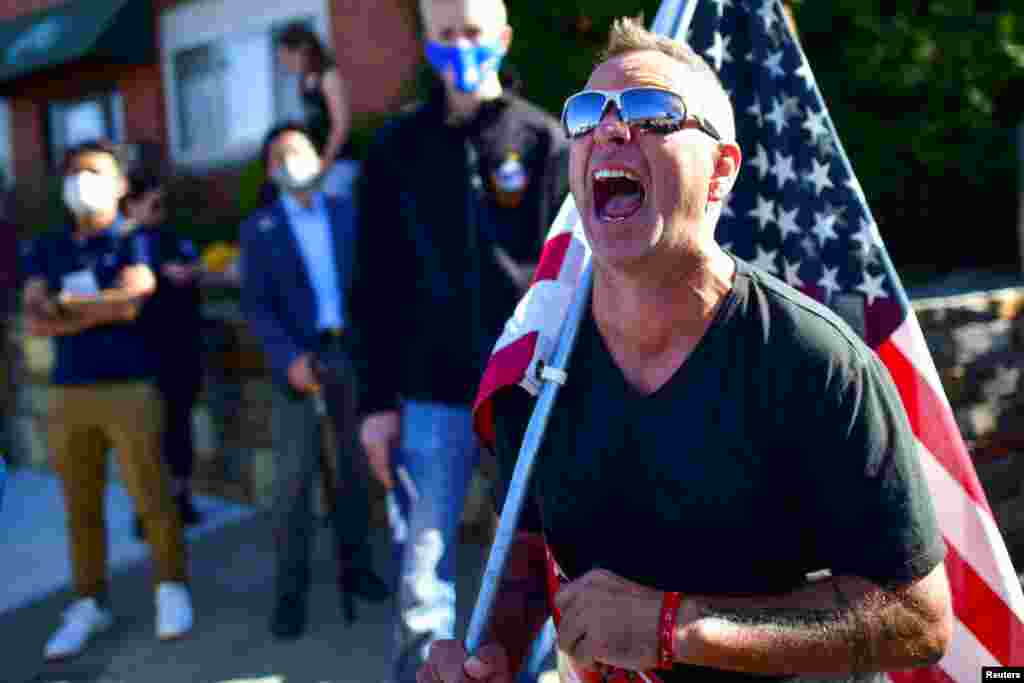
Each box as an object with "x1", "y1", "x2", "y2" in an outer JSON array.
[{"x1": 603, "y1": 191, "x2": 644, "y2": 219}]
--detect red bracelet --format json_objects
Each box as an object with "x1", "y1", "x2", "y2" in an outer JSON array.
[{"x1": 657, "y1": 592, "x2": 683, "y2": 670}]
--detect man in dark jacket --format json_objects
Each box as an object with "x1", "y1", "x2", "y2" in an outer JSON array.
[{"x1": 351, "y1": 1, "x2": 568, "y2": 680}]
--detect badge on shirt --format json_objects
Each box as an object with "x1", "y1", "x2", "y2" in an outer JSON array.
[
  {"x1": 61, "y1": 269, "x2": 100, "y2": 297},
  {"x1": 491, "y1": 149, "x2": 529, "y2": 209}
]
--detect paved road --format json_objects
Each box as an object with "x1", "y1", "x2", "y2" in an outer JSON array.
[{"x1": 0, "y1": 510, "x2": 494, "y2": 683}]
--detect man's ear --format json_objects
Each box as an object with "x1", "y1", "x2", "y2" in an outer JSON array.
[{"x1": 709, "y1": 142, "x2": 741, "y2": 203}]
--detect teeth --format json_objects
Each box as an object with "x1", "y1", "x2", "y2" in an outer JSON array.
[{"x1": 593, "y1": 168, "x2": 640, "y2": 182}]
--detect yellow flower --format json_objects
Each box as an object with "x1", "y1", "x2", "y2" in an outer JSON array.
[{"x1": 202, "y1": 242, "x2": 240, "y2": 273}]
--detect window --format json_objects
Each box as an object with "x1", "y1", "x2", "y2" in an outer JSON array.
[
  {"x1": 47, "y1": 91, "x2": 124, "y2": 169},
  {"x1": 161, "y1": 0, "x2": 329, "y2": 168}
]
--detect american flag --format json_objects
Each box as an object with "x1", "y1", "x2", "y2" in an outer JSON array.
[{"x1": 473, "y1": 0, "x2": 1024, "y2": 679}]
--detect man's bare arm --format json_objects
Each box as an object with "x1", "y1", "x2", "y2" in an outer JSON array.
[
  {"x1": 55, "y1": 263, "x2": 155, "y2": 325},
  {"x1": 675, "y1": 563, "x2": 952, "y2": 676},
  {"x1": 22, "y1": 278, "x2": 95, "y2": 337}
]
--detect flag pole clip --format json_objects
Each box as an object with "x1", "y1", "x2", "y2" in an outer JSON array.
[{"x1": 537, "y1": 360, "x2": 568, "y2": 386}]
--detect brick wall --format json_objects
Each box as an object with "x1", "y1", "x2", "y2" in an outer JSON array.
[
  {"x1": 330, "y1": 0, "x2": 422, "y2": 115},
  {"x1": 1, "y1": 0, "x2": 420, "y2": 185}
]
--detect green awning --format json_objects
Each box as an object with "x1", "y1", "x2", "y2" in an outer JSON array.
[{"x1": 0, "y1": 0, "x2": 154, "y2": 84}]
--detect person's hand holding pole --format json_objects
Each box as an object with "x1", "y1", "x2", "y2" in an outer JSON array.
[{"x1": 418, "y1": 641, "x2": 513, "y2": 683}]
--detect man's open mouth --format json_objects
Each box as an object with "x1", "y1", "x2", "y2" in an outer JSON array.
[{"x1": 593, "y1": 168, "x2": 646, "y2": 222}]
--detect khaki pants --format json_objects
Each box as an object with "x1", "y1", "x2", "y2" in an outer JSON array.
[{"x1": 48, "y1": 382, "x2": 188, "y2": 598}]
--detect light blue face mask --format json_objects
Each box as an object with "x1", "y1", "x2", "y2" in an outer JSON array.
[{"x1": 424, "y1": 39, "x2": 505, "y2": 93}]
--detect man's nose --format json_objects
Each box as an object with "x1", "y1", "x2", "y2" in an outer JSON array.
[{"x1": 593, "y1": 105, "x2": 631, "y2": 146}]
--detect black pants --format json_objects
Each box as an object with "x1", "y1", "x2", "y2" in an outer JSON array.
[
  {"x1": 271, "y1": 338, "x2": 374, "y2": 601},
  {"x1": 156, "y1": 364, "x2": 203, "y2": 491}
]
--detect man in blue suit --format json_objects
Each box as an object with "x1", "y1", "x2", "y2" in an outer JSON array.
[{"x1": 241, "y1": 124, "x2": 389, "y2": 639}]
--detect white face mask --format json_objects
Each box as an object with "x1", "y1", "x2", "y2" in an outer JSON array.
[
  {"x1": 272, "y1": 153, "x2": 322, "y2": 193},
  {"x1": 62, "y1": 171, "x2": 119, "y2": 216}
]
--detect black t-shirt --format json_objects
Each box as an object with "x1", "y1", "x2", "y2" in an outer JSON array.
[
  {"x1": 135, "y1": 224, "x2": 203, "y2": 374},
  {"x1": 492, "y1": 259, "x2": 945, "y2": 683},
  {"x1": 25, "y1": 224, "x2": 158, "y2": 385},
  {"x1": 300, "y1": 63, "x2": 356, "y2": 161}
]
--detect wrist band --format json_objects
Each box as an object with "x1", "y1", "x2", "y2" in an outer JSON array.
[{"x1": 658, "y1": 591, "x2": 683, "y2": 670}]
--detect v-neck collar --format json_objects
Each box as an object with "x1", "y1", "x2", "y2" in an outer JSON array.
[{"x1": 583, "y1": 270, "x2": 743, "y2": 403}]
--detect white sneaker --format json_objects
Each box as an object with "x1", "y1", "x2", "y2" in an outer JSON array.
[
  {"x1": 156, "y1": 582, "x2": 193, "y2": 641},
  {"x1": 44, "y1": 597, "x2": 113, "y2": 660}
]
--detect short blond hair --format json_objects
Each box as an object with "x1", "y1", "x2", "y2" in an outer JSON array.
[
  {"x1": 419, "y1": 0, "x2": 508, "y2": 36},
  {"x1": 599, "y1": 16, "x2": 736, "y2": 141}
]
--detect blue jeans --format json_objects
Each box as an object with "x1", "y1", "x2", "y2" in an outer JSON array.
[
  {"x1": 387, "y1": 400, "x2": 554, "y2": 683},
  {"x1": 388, "y1": 400, "x2": 479, "y2": 683}
]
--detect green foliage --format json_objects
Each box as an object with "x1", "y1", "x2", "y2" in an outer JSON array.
[{"x1": 787, "y1": 1, "x2": 1024, "y2": 269}]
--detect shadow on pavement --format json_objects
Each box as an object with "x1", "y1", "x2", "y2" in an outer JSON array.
[{"x1": 1, "y1": 510, "x2": 489, "y2": 683}]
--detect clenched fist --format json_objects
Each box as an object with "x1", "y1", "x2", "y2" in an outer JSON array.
[
  {"x1": 417, "y1": 640, "x2": 513, "y2": 683},
  {"x1": 555, "y1": 569, "x2": 669, "y2": 672}
]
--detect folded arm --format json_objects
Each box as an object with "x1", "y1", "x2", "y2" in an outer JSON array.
[{"x1": 23, "y1": 273, "x2": 147, "y2": 337}]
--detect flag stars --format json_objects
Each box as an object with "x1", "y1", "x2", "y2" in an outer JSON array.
[
  {"x1": 757, "y1": 1, "x2": 778, "y2": 32},
  {"x1": 801, "y1": 235, "x2": 819, "y2": 259},
  {"x1": 749, "y1": 143, "x2": 771, "y2": 179},
  {"x1": 801, "y1": 107, "x2": 830, "y2": 141},
  {"x1": 765, "y1": 97, "x2": 788, "y2": 135},
  {"x1": 807, "y1": 158, "x2": 834, "y2": 196},
  {"x1": 776, "y1": 205, "x2": 802, "y2": 240},
  {"x1": 814, "y1": 134, "x2": 836, "y2": 159},
  {"x1": 749, "y1": 195, "x2": 776, "y2": 230},
  {"x1": 746, "y1": 98, "x2": 764, "y2": 127},
  {"x1": 706, "y1": 32, "x2": 734, "y2": 71},
  {"x1": 856, "y1": 271, "x2": 888, "y2": 306},
  {"x1": 822, "y1": 201, "x2": 847, "y2": 228},
  {"x1": 812, "y1": 209, "x2": 839, "y2": 247},
  {"x1": 794, "y1": 60, "x2": 815, "y2": 91},
  {"x1": 771, "y1": 151, "x2": 797, "y2": 190},
  {"x1": 764, "y1": 50, "x2": 786, "y2": 79},
  {"x1": 818, "y1": 266, "x2": 841, "y2": 300},
  {"x1": 752, "y1": 246, "x2": 780, "y2": 274},
  {"x1": 711, "y1": 0, "x2": 733, "y2": 18},
  {"x1": 783, "y1": 259, "x2": 804, "y2": 288},
  {"x1": 782, "y1": 95, "x2": 801, "y2": 119},
  {"x1": 851, "y1": 217, "x2": 876, "y2": 257}
]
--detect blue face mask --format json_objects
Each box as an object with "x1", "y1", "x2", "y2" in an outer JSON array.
[{"x1": 424, "y1": 40, "x2": 505, "y2": 93}]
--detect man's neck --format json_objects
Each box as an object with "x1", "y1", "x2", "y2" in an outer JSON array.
[
  {"x1": 445, "y1": 74, "x2": 503, "y2": 125},
  {"x1": 592, "y1": 242, "x2": 736, "y2": 361},
  {"x1": 73, "y1": 211, "x2": 118, "y2": 239}
]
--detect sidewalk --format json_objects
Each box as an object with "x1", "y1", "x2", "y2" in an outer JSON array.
[{"x1": 0, "y1": 470, "x2": 493, "y2": 683}]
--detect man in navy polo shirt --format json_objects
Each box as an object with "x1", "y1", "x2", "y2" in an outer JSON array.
[{"x1": 22, "y1": 140, "x2": 193, "y2": 661}]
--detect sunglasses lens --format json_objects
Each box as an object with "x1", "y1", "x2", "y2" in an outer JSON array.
[
  {"x1": 621, "y1": 89, "x2": 687, "y2": 133},
  {"x1": 563, "y1": 92, "x2": 608, "y2": 139}
]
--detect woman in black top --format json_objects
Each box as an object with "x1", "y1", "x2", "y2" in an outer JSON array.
[{"x1": 276, "y1": 22, "x2": 359, "y2": 198}]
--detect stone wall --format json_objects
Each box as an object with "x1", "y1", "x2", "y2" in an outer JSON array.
[
  {"x1": 915, "y1": 288, "x2": 1024, "y2": 565},
  {"x1": 7, "y1": 289, "x2": 1024, "y2": 562}
]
